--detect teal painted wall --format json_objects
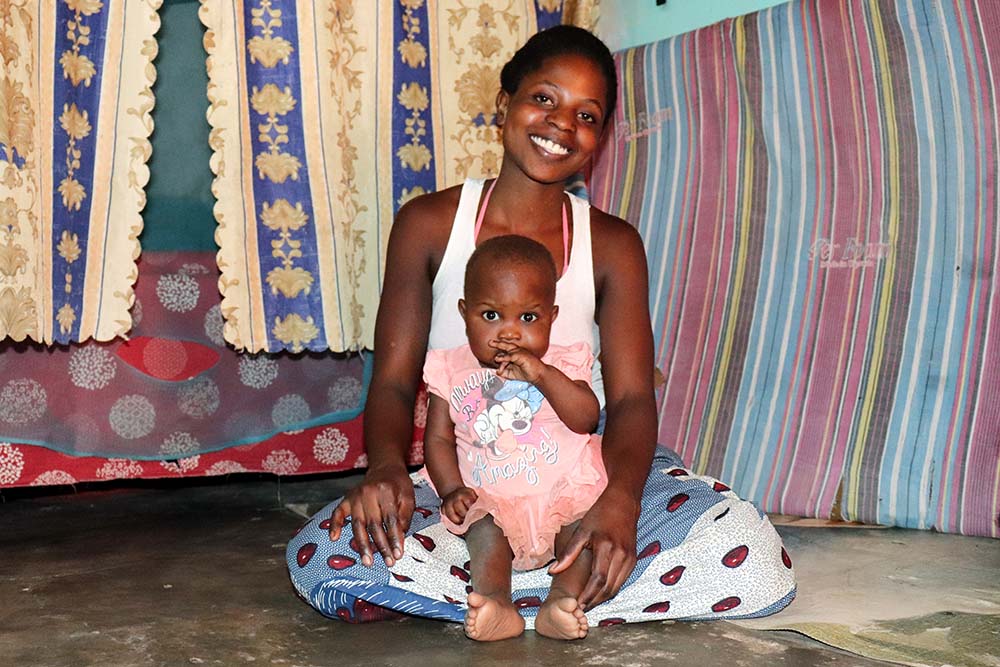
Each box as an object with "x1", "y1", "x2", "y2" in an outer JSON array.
[
  {"x1": 596, "y1": 0, "x2": 793, "y2": 51},
  {"x1": 144, "y1": 0, "x2": 215, "y2": 251}
]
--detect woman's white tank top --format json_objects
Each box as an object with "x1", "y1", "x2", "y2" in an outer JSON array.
[{"x1": 429, "y1": 178, "x2": 604, "y2": 405}]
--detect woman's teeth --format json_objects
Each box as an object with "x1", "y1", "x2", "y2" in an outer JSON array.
[{"x1": 531, "y1": 135, "x2": 570, "y2": 155}]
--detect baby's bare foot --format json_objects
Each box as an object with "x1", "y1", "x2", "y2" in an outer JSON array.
[
  {"x1": 535, "y1": 596, "x2": 588, "y2": 640},
  {"x1": 464, "y1": 591, "x2": 525, "y2": 641}
]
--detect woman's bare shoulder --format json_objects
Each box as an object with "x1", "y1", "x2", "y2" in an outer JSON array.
[
  {"x1": 394, "y1": 184, "x2": 464, "y2": 232},
  {"x1": 385, "y1": 184, "x2": 465, "y2": 275},
  {"x1": 589, "y1": 206, "x2": 646, "y2": 264}
]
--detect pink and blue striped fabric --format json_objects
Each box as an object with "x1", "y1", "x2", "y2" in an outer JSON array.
[{"x1": 591, "y1": 0, "x2": 999, "y2": 538}]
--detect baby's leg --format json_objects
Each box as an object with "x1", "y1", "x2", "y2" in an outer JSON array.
[
  {"x1": 463, "y1": 515, "x2": 525, "y2": 641},
  {"x1": 535, "y1": 521, "x2": 590, "y2": 640}
]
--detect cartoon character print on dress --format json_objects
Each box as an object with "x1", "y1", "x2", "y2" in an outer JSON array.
[
  {"x1": 459, "y1": 370, "x2": 558, "y2": 492},
  {"x1": 286, "y1": 448, "x2": 797, "y2": 628},
  {"x1": 432, "y1": 344, "x2": 601, "y2": 507},
  {"x1": 472, "y1": 378, "x2": 544, "y2": 460},
  {"x1": 431, "y1": 343, "x2": 609, "y2": 571}
]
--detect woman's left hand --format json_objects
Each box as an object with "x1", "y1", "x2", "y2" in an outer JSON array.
[{"x1": 548, "y1": 487, "x2": 640, "y2": 610}]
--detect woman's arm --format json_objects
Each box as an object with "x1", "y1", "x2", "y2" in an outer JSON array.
[
  {"x1": 549, "y1": 213, "x2": 657, "y2": 609},
  {"x1": 329, "y1": 192, "x2": 455, "y2": 568}
]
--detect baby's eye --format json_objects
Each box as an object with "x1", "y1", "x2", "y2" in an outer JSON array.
[
  {"x1": 520, "y1": 313, "x2": 538, "y2": 323},
  {"x1": 482, "y1": 311, "x2": 499, "y2": 322}
]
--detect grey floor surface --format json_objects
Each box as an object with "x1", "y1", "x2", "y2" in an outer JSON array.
[{"x1": 1, "y1": 472, "x2": 907, "y2": 667}]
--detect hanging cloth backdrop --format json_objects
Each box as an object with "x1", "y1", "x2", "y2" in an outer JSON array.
[
  {"x1": 200, "y1": 0, "x2": 595, "y2": 354},
  {"x1": 0, "y1": 1, "x2": 157, "y2": 344},
  {"x1": 592, "y1": 0, "x2": 1000, "y2": 538}
]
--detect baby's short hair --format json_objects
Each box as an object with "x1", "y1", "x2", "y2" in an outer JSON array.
[{"x1": 465, "y1": 235, "x2": 558, "y2": 298}]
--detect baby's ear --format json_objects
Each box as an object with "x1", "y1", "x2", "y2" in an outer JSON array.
[
  {"x1": 551, "y1": 304, "x2": 559, "y2": 321},
  {"x1": 458, "y1": 299, "x2": 467, "y2": 318}
]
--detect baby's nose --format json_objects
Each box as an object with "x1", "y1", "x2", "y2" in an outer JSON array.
[{"x1": 497, "y1": 326, "x2": 520, "y2": 340}]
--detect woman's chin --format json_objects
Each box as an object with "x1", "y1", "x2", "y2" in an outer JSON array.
[{"x1": 503, "y1": 154, "x2": 586, "y2": 187}]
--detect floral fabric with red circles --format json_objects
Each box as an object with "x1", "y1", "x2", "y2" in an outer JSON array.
[{"x1": 0, "y1": 252, "x2": 422, "y2": 488}]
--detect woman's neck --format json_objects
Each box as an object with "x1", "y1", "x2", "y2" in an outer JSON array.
[{"x1": 486, "y1": 170, "x2": 567, "y2": 234}]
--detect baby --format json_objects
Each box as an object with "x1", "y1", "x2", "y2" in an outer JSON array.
[{"x1": 421, "y1": 234, "x2": 607, "y2": 641}]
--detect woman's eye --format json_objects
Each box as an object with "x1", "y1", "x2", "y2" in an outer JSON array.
[
  {"x1": 579, "y1": 112, "x2": 596, "y2": 124},
  {"x1": 533, "y1": 93, "x2": 551, "y2": 104},
  {"x1": 483, "y1": 311, "x2": 499, "y2": 321},
  {"x1": 520, "y1": 313, "x2": 538, "y2": 323}
]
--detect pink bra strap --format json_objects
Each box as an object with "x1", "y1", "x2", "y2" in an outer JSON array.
[
  {"x1": 473, "y1": 178, "x2": 498, "y2": 241},
  {"x1": 561, "y1": 199, "x2": 569, "y2": 276},
  {"x1": 474, "y1": 178, "x2": 570, "y2": 276}
]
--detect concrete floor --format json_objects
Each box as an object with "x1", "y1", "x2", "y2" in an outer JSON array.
[{"x1": 1, "y1": 473, "x2": 904, "y2": 667}]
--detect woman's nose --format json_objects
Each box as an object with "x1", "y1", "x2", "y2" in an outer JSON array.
[{"x1": 547, "y1": 107, "x2": 573, "y2": 131}]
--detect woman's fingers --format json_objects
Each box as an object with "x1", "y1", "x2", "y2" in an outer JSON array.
[
  {"x1": 352, "y1": 499, "x2": 388, "y2": 567},
  {"x1": 328, "y1": 498, "x2": 352, "y2": 541},
  {"x1": 330, "y1": 473, "x2": 415, "y2": 567},
  {"x1": 548, "y1": 528, "x2": 587, "y2": 575},
  {"x1": 393, "y1": 491, "x2": 414, "y2": 558},
  {"x1": 578, "y1": 544, "x2": 609, "y2": 608},
  {"x1": 609, "y1": 549, "x2": 635, "y2": 600},
  {"x1": 579, "y1": 540, "x2": 635, "y2": 609},
  {"x1": 578, "y1": 541, "x2": 610, "y2": 609},
  {"x1": 383, "y1": 512, "x2": 404, "y2": 561},
  {"x1": 365, "y1": 483, "x2": 408, "y2": 566}
]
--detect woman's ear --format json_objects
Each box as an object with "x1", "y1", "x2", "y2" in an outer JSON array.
[{"x1": 495, "y1": 90, "x2": 509, "y2": 127}]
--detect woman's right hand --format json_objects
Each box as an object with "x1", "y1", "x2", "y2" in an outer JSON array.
[{"x1": 329, "y1": 464, "x2": 415, "y2": 568}]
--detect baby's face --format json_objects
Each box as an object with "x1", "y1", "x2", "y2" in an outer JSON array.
[{"x1": 460, "y1": 264, "x2": 557, "y2": 367}]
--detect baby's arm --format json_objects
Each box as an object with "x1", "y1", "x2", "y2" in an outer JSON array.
[
  {"x1": 492, "y1": 341, "x2": 599, "y2": 434},
  {"x1": 423, "y1": 393, "x2": 478, "y2": 523}
]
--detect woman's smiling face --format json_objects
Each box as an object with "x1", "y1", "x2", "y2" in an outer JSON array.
[{"x1": 497, "y1": 52, "x2": 610, "y2": 184}]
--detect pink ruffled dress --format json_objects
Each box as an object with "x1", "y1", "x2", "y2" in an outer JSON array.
[{"x1": 421, "y1": 342, "x2": 607, "y2": 571}]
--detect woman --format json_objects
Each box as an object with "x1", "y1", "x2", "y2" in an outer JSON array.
[{"x1": 287, "y1": 25, "x2": 795, "y2": 630}]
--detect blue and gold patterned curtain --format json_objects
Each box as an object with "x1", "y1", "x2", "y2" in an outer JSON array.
[
  {"x1": 200, "y1": 0, "x2": 596, "y2": 353},
  {"x1": 0, "y1": 1, "x2": 159, "y2": 344}
]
